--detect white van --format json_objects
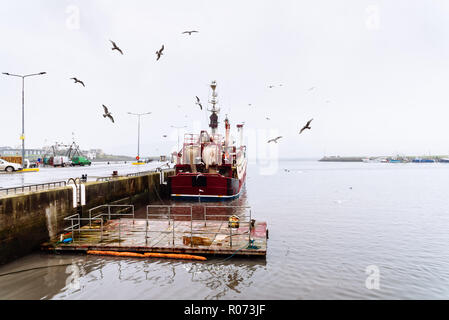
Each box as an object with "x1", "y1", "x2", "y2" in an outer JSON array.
[
  {"x1": 0, "y1": 159, "x2": 23, "y2": 172},
  {"x1": 53, "y1": 156, "x2": 72, "y2": 167}
]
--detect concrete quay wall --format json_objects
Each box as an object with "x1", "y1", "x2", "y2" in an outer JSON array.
[{"x1": 0, "y1": 170, "x2": 174, "y2": 265}]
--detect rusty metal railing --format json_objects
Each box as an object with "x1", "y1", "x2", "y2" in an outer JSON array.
[
  {"x1": 145, "y1": 205, "x2": 253, "y2": 248},
  {"x1": 88, "y1": 204, "x2": 135, "y2": 227},
  {"x1": 64, "y1": 213, "x2": 104, "y2": 242},
  {"x1": 62, "y1": 204, "x2": 253, "y2": 248}
]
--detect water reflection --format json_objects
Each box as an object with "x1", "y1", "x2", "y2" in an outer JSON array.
[
  {"x1": 184, "y1": 258, "x2": 266, "y2": 300},
  {"x1": 0, "y1": 254, "x2": 87, "y2": 300},
  {"x1": 46, "y1": 255, "x2": 264, "y2": 299}
]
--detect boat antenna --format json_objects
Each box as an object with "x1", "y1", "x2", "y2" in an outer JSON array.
[{"x1": 208, "y1": 80, "x2": 220, "y2": 135}]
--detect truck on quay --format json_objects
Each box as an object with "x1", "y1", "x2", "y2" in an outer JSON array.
[
  {"x1": 52, "y1": 156, "x2": 72, "y2": 167},
  {"x1": 71, "y1": 155, "x2": 91, "y2": 166}
]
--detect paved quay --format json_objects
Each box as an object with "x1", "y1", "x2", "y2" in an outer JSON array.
[{"x1": 0, "y1": 161, "x2": 169, "y2": 192}]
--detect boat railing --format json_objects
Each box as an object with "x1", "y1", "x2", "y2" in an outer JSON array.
[{"x1": 183, "y1": 133, "x2": 200, "y2": 144}]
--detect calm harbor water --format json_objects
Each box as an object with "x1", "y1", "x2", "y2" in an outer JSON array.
[{"x1": 1, "y1": 160, "x2": 449, "y2": 299}]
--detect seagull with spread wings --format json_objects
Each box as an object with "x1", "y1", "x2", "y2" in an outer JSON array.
[
  {"x1": 268, "y1": 136, "x2": 283, "y2": 143},
  {"x1": 70, "y1": 77, "x2": 85, "y2": 87},
  {"x1": 182, "y1": 30, "x2": 199, "y2": 35},
  {"x1": 110, "y1": 40, "x2": 123, "y2": 55},
  {"x1": 195, "y1": 96, "x2": 203, "y2": 110},
  {"x1": 156, "y1": 45, "x2": 164, "y2": 61},
  {"x1": 299, "y1": 119, "x2": 313, "y2": 134},
  {"x1": 102, "y1": 105, "x2": 115, "y2": 123}
]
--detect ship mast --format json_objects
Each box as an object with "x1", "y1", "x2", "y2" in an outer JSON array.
[{"x1": 208, "y1": 80, "x2": 220, "y2": 135}]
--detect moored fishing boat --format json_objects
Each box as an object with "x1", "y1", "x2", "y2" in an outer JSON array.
[{"x1": 167, "y1": 81, "x2": 247, "y2": 201}]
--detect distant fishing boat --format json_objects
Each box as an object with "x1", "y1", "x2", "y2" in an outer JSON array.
[{"x1": 362, "y1": 157, "x2": 386, "y2": 163}]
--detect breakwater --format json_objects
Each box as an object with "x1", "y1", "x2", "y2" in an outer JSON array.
[
  {"x1": 319, "y1": 155, "x2": 449, "y2": 162},
  {"x1": 319, "y1": 156, "x2": 364, "y2": 162},
  {"x1": 0, "y1": 170, "x2": 174, "y2": 265}
]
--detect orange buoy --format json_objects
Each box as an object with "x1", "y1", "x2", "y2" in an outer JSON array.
[
  {"x1": 87, "y1": 250, "x2": 144, "y2": 258},
  {"x1": 87, "y1": 250, "x2": 206, "y2": 261}
]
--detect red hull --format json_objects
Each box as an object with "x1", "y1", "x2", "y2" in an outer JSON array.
[{"x1": 168, "y1": 169, "x2": 246, "y2": 200}]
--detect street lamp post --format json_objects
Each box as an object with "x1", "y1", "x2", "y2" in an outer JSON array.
[
  {"x1": 171, "y1": 125, "x2": 187, "y2": 152},
  {"x1": 2, "y1": 72, "x2": 46, "y2": 168},
  {"x1": 128, "y1": 112, "x2": 151, "y2": 162}
]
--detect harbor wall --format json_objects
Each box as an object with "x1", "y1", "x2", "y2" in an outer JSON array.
[
  {"x1": 0, "y1": 188, "x2": 74, "y2": 265},
  {"x1": 0, "y1": 169, "x2": 174, "y2": 265}
]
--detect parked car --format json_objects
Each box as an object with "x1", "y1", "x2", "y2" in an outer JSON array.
[
  {"x1": 0, "y1": 158, "x2": 23, "y2": 172},
  {"x1": 52, "y1": 156, "x2": 72, "y2": 167}
]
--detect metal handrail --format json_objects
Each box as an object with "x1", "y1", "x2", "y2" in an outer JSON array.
[
  {"x1": 0, "y1": 181, "x2": 67, "y2": 196},
  {"x1": 62, "y1": 204, "x2": 254, "y2": 248},
  {"x1": 88, "y1": 204, "x2": 135, "y2": 227},
  {"x1": 145, "y1": 205, "x2": 193, "y2": 246},
  {"x1": 96, "y1": 176, "x2": 116, "y2": 182},
  {"x1": 145, "y1": 204, "x2": 253, "y2": 248},
  {"x1": 125, "y1": 170, "x2": 155, "y2": 177},
  {"x1": 64, "y1": 214, "x2": 104, "y2": 242},
  {"x1": 94, "y1": 168, "x2": 173, "y2": 181}
]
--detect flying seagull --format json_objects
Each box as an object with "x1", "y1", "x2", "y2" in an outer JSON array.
[
  {"x1": 195, "y1": 96, "x2": 203, "y2": 110},
  {"x1": 268, "y1": 136, "x2": 283, "y2": 143},
  {"x1": 110, "y1": 40, "x2": 123, "y2": 55},
  {"x1": 182, "y1": 30, "x2": 199, "y2": 35},
  {"x1": 70, "y1": 77, "x2": 85, "y2": 87},
  {"x1": 299, "y1": 119, "x2": 313, "y2": 134},
  {"x1": 102, "y1": 105, "x2": 114, "y2": 123},
  {"x1": 156, "y1": 45, "x2": 164, "y2": 61}
]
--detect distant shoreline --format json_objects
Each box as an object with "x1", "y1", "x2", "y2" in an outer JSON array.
[{"x1": 318, "y1": 155, "x2": 449, "y2": 162}]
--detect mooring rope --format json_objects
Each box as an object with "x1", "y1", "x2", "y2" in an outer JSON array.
[
  {"x1": 0, "y1": 263, "x2": 74, "y2": 277},
  {"x1": 220, "y1": 240, "x2": 260, "y2": 262}
]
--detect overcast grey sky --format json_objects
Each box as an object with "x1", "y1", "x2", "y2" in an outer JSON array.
[{"x1": 1, "y1": 0, "x2": 449, "y2": 159}]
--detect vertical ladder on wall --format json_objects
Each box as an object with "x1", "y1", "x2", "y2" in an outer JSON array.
[{"x1": 67, "y1": 177, "x2": 86, "y2": 216}]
